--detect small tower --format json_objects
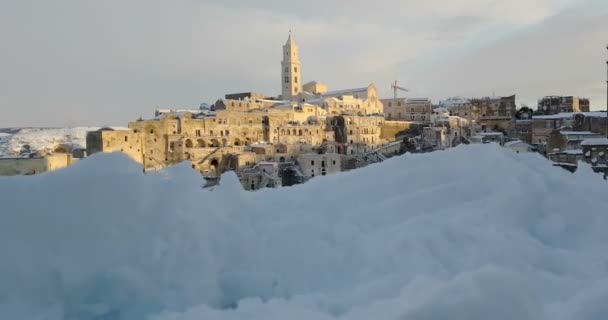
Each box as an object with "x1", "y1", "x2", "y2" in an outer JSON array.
[{"x1": 281, "y1": 32, "x2": 302, "y2": 101}]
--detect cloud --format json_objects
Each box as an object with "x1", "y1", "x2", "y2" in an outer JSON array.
[
  {"x1": 403, "y1": 0, "x2": 608, "y2": 107},
  {"x1": 0, "y1": 0, "x2": 605, "y2": 127}
]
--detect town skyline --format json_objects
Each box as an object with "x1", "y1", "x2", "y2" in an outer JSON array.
[{"x1": 1, "y1": 0, "x2": 607, "y2": 128}]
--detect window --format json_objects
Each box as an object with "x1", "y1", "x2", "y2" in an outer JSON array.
[
  {"x1": 225, "y1": 130, "x2": 229, "y2": 136},
  {"x1": 294, "y1": 76, "x2": 298, "y2": 84},
  {"x1": 210, "y1": 130, "x2": 213, "y2": 135},
  {"x1": 333, "y1": 160, "x2": 336, "y2": 165},
  {"x1": 285, "y1": 67, "x2": 288, "y2": 72},
  {"x1": 321, "y1": 161, "x2": 325, "y2": 168},
  {"x1": 388, "y1": 102, "x2": 392, "y2": 107},
  {"x1": 311, "y1": 160, "x2": 315, "y2": 165},
  {"x1": 397, "y1": 102, "x2": 401, "y2": 106},
  {"x1": 284, "y1": 76, "x2": 289, "y2": 83},
  {"x1": 294, "y1": 67, "x2": 298, "y2": 72},
  {"x1": 124, "y1": 136, "x2": 128, "y2": 142}
]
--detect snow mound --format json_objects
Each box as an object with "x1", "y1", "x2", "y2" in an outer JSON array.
[{"x1": 1, "y1": 145, "x2": 607, "y2": 320}]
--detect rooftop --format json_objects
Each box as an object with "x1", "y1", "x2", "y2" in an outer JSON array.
[
  {"x1": 532, "y1": 112, "x2": 607, "y2": 120},
  {"x1": 581, "y1": 138, "x2": 608, "y2": 146},
  {"x1": 322, "y1": 87, "x2": 368, "y2": 96},
  {"x1": 560, "y1": 131, "x2": 600, "y2": 136}
]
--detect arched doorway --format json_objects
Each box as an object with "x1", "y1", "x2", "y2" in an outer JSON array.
[
  {"x1": 210, "y1": 158, "x2": 219, "y2": 173},
  {"x1": 197, "y1": 139, "x2": 206, "y2": 148},
  {"x1": 234, "y1": 138, "x2": 241, "y2": 146},
  {"x1": 185, "y1": 139, "x2": 193, "y2": 148}
]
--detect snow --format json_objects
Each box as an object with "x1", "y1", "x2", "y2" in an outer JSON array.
[
  {"x1": 581, "y1": 138, "x2": 608, "y2": 146},
  {"x1": 559, "y1": 131, "x2": 599, "y2": 136},
  {"x1": 504, "y1": 140, "x2": 524, "y2": 147},
  {"x1": 480, "y1": 132, "x2": 503, "y2": 136},
  {"x1": 1, "y1": 144, "x2": 608, "y2": 320},
  {"x1": 0, "y1": 127, "x2": 126, "y2": 157},
  {"x1": 322, "y1": 87, "x2": 368, "y2": 96},
  {"x1": 532, "y1": 112, "x2": 607, "y2": 120}
]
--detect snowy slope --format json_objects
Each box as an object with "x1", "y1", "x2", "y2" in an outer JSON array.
[
  {"x1": 0, "y1": 132, "x2": 13, "y2": 156},
  {"x1": 0, "y1": 126, "x2": 127, "y2": 157},
  {"x1": 0, "y1": 144, "x2": 607, "y2": 320}
]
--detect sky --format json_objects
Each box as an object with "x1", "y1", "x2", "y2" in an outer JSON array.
[{"x1": 0, "y1": 0, "x2": 607, "y2": 127}]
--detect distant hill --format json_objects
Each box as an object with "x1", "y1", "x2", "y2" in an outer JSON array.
[{"x1": 0, "y1": 126, "x2": 126, "y2": 157}]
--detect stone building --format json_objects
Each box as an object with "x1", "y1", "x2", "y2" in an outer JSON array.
[
  {"x1": 281, "y1": 33, "x2": 302, "y2": 101},
  {"x1": 581, "y1": 138, "x2": 608, "y2": 177},
  {"x1": 86, "y1": 128, "x2": 143, "y2": 164},
  {"x1": 0, "y1": 153, "x2": 75, "y2": 176},
  {"x1": 381, "y1": 98, "x2": 432, "y2": 123},
  {"x1": 546, "y1": 130, "x2": 603, "y2": 153},
  {"x1": 537, "y1": 96, "x2": 590, "y2": 115},
  {"x1": 441, "y1": 95, "x2": 516, "y2": 132},
  {"x1": 297, "y1": 153, "x2": 342, "y2": 179},
  {"x1": 531, "y1": 112, "x2": 608, "y2": 145}
]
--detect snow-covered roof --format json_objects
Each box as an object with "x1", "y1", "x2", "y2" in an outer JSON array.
[
  {"x1": 581, "y1": 138, "x2": 608, "y2": 146},
  {"x1": 533, "y1": 112, "x2": 607, "y2": 120},
  {"x1": 560, "y1": 131, "x2": 599, "y2": 136},
  {"x1": 548, "y1": 149, "x2": 583, "y2": 155},
  {"x1": 322, "y1": 87, "x2": 368, "y2": 96},
  {"x1": 439, "y1": 97, "x2": 471, "y2": 108},
  {"x1": 504, "y1": 140, "x2": 526, "y2": 147}
]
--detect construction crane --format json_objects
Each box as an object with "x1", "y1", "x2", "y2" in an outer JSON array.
[{"x1": 391, "y1": 80, "x2": 409, "y2": 99}]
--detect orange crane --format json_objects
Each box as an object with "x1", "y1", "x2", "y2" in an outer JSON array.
[{"x1": 391, "y1": 80, "x2": 409, "y2": 99}]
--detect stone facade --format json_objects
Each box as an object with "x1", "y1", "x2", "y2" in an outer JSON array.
[
  {"x1": 442, "y1": 95, "x2": 516, "y2": 132},
  {"x1": 537, "y1": 96, "x2": 590, "y2": 115},
  {"x1": 297, "y1": 153, "x2": 342, "y2": 179},
  {"x1": 531, "y1": 112, "x2": 608, "y2": 145},
  {"x1": 381, "y1": 98, "x2": 432, "y2": 123},
  {"x1": 281, "y1": 33, "x2": 302, "y2": 101},
  {"x1": 0, "y1": 153, "x2": 75, "y2": 176}
]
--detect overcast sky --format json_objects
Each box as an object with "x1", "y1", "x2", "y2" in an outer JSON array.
[{"x1": 1, "y1": 0, "x2": 607, "y2": 127}]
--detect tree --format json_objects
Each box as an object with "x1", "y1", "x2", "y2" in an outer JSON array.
[
  {"x1": 400, "y1": 138, "x2": 417, "y2": 154},
  {"x1": 516, "y1": 105, "x2": 534, "y2": 119}
]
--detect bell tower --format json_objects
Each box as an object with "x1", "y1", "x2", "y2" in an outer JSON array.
[{"x1": 281, "y1": 32, "x2": 302, "y2": 101}]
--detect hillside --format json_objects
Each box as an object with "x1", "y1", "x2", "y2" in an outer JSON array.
[{"x1": 0, "y1": 127, "x2": 126, "y2": 157}]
